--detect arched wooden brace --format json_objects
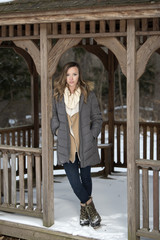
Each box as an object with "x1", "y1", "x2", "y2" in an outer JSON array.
[
  {"x1": 95, "y1": 37, "x2": 127, "y2": 77},
  {"x1": 13, "y1": 40, "x2": 40, "y2": 76},
  {"x1": 136, "y1": 35, "x2": 160, "y2": 80},
  {"x1": 81, "y1": 45, "x2": 118, "y2": 72},
  {"x1": 48, "y1": 38, "x2": 82, "y2": 77}
]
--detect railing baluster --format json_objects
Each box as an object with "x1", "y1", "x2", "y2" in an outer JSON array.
[
  {"x1": 153, "y1": 169, "x2": 159, "y2": 231},
  {"x1": 35, "y1": 155, "x2": 42, "y2": 212},
  {"x1": 3, "y1": 152, "x2": 9, "y2": 206},
  {"x1": 117, "y1": 124, "x2": 121, "y2": 165},
  {"x1": 142, "y1": 168, "x2": 149, "y2": 230},
  {"x1": 27, "y1": 154, "x2": 33, "y2": 210},
  {"x1": 19, "y1": 154, "x2": 25, "y2": 209},
  {"x1": 11, "y1": 153, "x2": 16, "y2": 207},
  {"x1": 123, "y1": 124, "x2": 127, "y2": 166}
]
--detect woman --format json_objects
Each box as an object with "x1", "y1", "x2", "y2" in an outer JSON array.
[{"x1": 51, "y1": 62, "x2": 102, "y2": 228}]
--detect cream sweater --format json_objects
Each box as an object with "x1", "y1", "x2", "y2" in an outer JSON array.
[{"x1": 64, "y1": 87, "x2": 81, "y2": 162}]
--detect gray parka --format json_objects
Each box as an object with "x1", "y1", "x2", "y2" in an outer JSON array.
[{"x1": 51, "y1": 91, "x2": 102, "y2": 168}]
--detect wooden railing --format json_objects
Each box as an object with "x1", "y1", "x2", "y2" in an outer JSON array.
[
  {"x1": 101, "y1": 121, "x2": 160, "y2": 168},
  {"x1": 136, "y1": 159, "x2": 160, "y2": 240},
  {"x1": 1, "y1": 121, "x2": 160, "y2": 169},
  {"x1": 0, "y1": 125, "x2": 35, "y2": 147},
  {"x1": 0, "y1": 145, "x2": 42, "y2": 218}
]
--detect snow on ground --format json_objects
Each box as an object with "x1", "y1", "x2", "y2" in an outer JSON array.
[
  {"x1": 0, "y1": 0, "x2": 14, "y2": 3},
  {"x1": 0, "y1": 168, "x2": 154, "y2": 240}
]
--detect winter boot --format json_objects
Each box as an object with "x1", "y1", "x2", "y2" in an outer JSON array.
[
  {"x1": 85, "y1": 200, "x2": 101, "y2": 228},
  {"x1": 80, "y1": 205, "x2": 90, "y2": 226}
]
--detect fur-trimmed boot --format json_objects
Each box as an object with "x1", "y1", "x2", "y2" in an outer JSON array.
[
  {"x1": 80, "y1": 204, "x2": 90, "y2": 226},
  {"x1": 85, "y1": 199, "x2": 101, "y2": 228}
]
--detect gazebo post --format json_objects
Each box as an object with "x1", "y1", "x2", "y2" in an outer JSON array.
[
  {"x1": 108, "y1": 49, "x2": 115, "y2": 172},
  {"x1": 127, "y1": 19, "x2": 140, "y2": 240},
  {"x1": 40, "y1": 23, "x2": 54, "y2": 227}
]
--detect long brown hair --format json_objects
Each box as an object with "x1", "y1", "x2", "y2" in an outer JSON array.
[{"x1": 53, "y1": 62, "x2": 90, "y2": 102}]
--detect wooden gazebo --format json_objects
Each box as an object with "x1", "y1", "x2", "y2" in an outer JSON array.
[{"x1": 0, "y1": 0, "x2": 160, "y2": 239}]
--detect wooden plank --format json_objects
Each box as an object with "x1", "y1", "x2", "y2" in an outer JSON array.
[
  {"x1": 0, "y1": 144, "x2": 42, "y2": 154},
  {"x1": 80, "y1": 21, "x2": 85, "y2": 34},
  {"x1": 90, "y1": 21, "x2": 95, "y2": 33},
  {"x1": 153, "y1": 170, "x2": 159, "y2": 231},
  {"x1": 27, "y1": 155, "x2": 33, "y2": 210},
  {"x1": 34, "y1": 24, "x2": 39, "y2": 36},
  {"x1": 9, "y1": 25, "x2": 14, "y2": 37},
  {"x1": 19, "y1": 154, "x2": 25, "y2": 209},
  {"x1": 127, "y1": 19, "x2": 140, "y2": 240},
  {"x1": 0, "y1": 219, "x2": 95, "y2": 240},
  {"x1": 153, "y1": 18, "x2": 159, "y2": 31},
  {"x1": 1, "y1": 6, "x2": 160, "y2": 25},
  {"x1": 109, "y1": 20, "x2": 115, "y2": 32},
  {"x1": 17, "y1": 25, "x2": 22, "y2": 37},
  {"x1": 137, "y1": 229, "x2": 160, "y2": 240},
  {"x1": 120, "y1": 19, "x2": 126, "y2": 32},
  {"x1": 25, "y1": 24, "x2": 31, "y2": 36},
  {"x1": 40, "y1": 23, "x2": 54, "y2": 227},
  {"x1": 35, "y1": 155, "x2": 42, "y2": 212},
  {"x1": 142, "y1": 168, "x2": 149, "y2": 230},
  {"x1": 100, "y1": 20, "x2": 105, "y2": 33},
  {"x1": 3, "y1": 153, "x2": 9, "y2": 205},
  {"x1": 52, "y1": 23, "x2": 58, "y2": 35},
  {"x1": 61, "y1": 22, "x2": 67, "y2": 34},
  {"x1": 11, "y1": 153, "x2": 16, "y2": 207},
  {"x1": 136, "y1": 159, "x2": 160, "y2": 170},
  {"x1": 70, "y1": 22, "x2": 76, "y2": 34},
  {"x1": 1, "y1": 26, "x2": 7, "y2": 37}
]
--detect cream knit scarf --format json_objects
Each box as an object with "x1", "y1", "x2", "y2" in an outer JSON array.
[{"x1": 64, "y1": 87, "x2": 81, "y2": 117}]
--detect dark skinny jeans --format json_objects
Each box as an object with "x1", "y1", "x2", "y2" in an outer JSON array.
[{"x1": 63, "y1": 154, "x2": 92, "y2": 204}]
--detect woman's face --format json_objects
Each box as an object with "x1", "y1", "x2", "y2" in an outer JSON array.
[{"x1": 66, "y1": 66, "x2": 79, "y2": 93}]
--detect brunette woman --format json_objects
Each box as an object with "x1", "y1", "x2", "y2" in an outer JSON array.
[{"x1": 51, "y1": 62, "x2": 102, "y2": 228}]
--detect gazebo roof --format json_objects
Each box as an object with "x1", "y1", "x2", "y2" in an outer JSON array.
[{"x1": 0, "y1": 0, "x2": 160, "y2": 14}]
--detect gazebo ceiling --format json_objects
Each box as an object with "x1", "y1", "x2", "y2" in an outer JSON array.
[{"x1": 0, "y1": 0, "x2": 160, "y2": 25}]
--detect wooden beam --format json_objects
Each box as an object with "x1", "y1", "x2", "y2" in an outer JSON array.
[
  {"x1": 1, "y1": 4, "x2": 160, "y2": 25},
  {"x1": 0, "y1": 220, "x2": 95, "y2": 240},
  {"x1": 48, "y1": 38, "x2": 82, "y2": 77},
  {"x1": 82, "y1": 45, "x2": 109, "y2": 71},
  {"x1": 40, "y1": 23, "x2": 54, "y2": 227},
  {"x1": 136, "y1": 35, "x2": 160, "y2": 80},
  {"x1": 13, "y1": 40, "x2": 41, "y2": 75},
  {"x1": 127, "y1": 19, "x2": 140, "y2": 240},
  {"x1": 95, "y1": 37, "x2": 127, "y2": 76}
]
